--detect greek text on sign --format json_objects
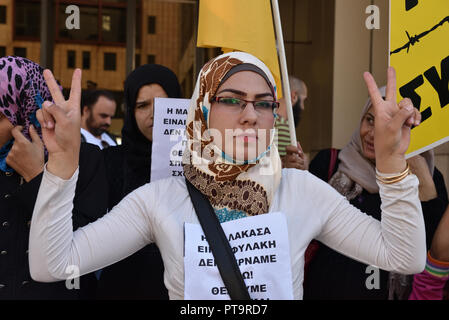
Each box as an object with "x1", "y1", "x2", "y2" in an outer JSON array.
[
  {"x1": 390, "y1": 0, "x2": 449, "y2": 157},
  {"x1": 151, "y1": 98, "x2": 190, "y2": 182},
  {"x1": 184, "y1": 212, "x2": 293, "y2": 300}
]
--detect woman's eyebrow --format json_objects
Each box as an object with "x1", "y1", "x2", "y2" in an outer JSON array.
[
  {"x1": 216, "y1": 88, "x2": 273, "y2": 99},
  {"x1": 216, "y1": 88, "x2": 246, "y2": 96},
  {"x1": 255, "y1": 92, "x2": 274, "y2": 99},
  {"x1": 136, "y1": 99, "x2": 152, "y2": 105}
]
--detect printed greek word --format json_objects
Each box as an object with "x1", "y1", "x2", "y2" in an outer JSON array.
[
  {"x1": 163, "y1": 118, "x2": 186, "y2": 125},
  {"x1": 400, "y1": 54, "x2": 449, "y2": 124},
  {"x1": 228, "y1": 227, "x2": 271, "y2": 241},
  {"x1": 211, "y1": 283, "x2": 268, "y2": 295}
]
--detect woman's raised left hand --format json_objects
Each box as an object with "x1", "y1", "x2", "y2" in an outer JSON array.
[{"x1": 363, "y1": 67, "x2": 421, "y2": 174}]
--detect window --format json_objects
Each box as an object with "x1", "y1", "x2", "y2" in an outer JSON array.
[
  {"x1": 15, "y1": 2, "x2": 40, "y2": 38},
  {"x1": 0, "y1": 6, "x2": 6, "y2": 24},
  {"x1": 67, "y1": 50, "x2": 76, "y2": 68},
  {"x1": 135, "y1": 54, "x2": 141, "y2": 67},
  {"x1": 104, "y1": 52, "x2": 116, "y2": 71},
  {"x1": 56, "y1": 1, "x2": 141, "y2": 45},
  {"x1": 14, "y1": 47, "x2": 27, "y2": 58},
  {"x1": 59, "y1": 5, "x2": 98, "y2": 41},
  {"x1": 147, "y1": 16, "x2": 156, "y2": 34},
  {"x1": 0, "y1": 47, "x2": 6, "y2": 57},
  {"x1": 102, "y1": 8, "x2": 126, "y2": 43},
  {"x1": 82, "y1": 51, "x2": 91, "y2": 69},
  {"x1": 147, "y1": 54, "x2": 155, "y2": 64}
]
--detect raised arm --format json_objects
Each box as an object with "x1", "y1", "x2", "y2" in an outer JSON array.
[
  {"x1": 29, "y1": 70, "x2": 154, "y2": 282},
  {"x1": 316, "y1": 68, "x2": 426, "y2": 274}
]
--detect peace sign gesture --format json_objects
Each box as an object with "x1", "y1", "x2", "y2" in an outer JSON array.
[
  {"x1": 36, "y1": 69, "x2": 82, "y2": 179},
  {"x1": 363, "y1": 67, "x2": 421, "y2": 174}
]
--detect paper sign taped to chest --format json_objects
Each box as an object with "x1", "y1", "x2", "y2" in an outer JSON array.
[
  {"x1": 390, "y1": 0, "x2": 449, "y2": 157},
  {"x1": 184, "y1": 212, "x2": 293, "y2": 300}
]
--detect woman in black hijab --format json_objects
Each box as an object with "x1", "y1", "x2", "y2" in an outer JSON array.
[{"x1": 97, "y1": 64, "x2": 182, "y2": 299}]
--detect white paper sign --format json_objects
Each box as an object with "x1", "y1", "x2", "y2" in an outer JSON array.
[
  {"x1": 184, "y1": 212, "x2": 293, "y2": 300},
  {"x1": 151, "y1": 97, "x2": 190, "y2": 182}
]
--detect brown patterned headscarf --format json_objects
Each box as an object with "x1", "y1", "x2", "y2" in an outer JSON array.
[{"x1": 182, "y1": 52, "x2": 282, "y2": 223}]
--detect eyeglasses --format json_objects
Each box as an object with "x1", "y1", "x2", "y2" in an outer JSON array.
[{"x1": 211, "y1": 97, "x2": 279, "y2": 114}]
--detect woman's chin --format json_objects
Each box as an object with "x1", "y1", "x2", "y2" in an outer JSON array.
[
  {"x1": 231, "y1": 145, "x2": 265, "y2": 163},
  {"x1": 362, "y1": 150, "x2": 376, "y2": 162}
]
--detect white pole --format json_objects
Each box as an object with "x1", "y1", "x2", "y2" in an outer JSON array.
[{"x1": 271, "y1": 0, "x2": 297, "y2": 146}]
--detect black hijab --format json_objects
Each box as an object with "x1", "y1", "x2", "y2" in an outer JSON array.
[{"x1": 121, "y1": 64, "x2": 182, "y2": 196}]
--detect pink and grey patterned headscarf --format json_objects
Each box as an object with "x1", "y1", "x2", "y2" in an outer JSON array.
[{"x1": 0, "y1": 56, "x2": 55, "y2": 171}]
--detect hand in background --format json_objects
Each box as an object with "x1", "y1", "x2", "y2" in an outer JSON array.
[
  {"x1": 6, "y1": 125, "x2": 44, "y2": 182},
  {"x1": 407, "y1": 154, "x2": 437, "y2": 201},
  {"x1": 281, "y1": 141, "x2": 309, "y2": 170}
]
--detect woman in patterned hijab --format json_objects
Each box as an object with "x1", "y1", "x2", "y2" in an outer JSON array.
[
  {"x1": 182, "y1": 51, "x2": 282, "y2": 222},
  {"x1": 0, "y1": 56, "x2": 53, "y2": 174}
]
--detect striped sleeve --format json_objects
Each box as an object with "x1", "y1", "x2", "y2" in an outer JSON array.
[
  {"x1": 409, "y1": 251, "x2": 449, "y2": 300},
  {"x1": 274, "y1": 116, "x2": 292, "y2": 157},
  {"x1": 426, "y1": 252, "x2": 449, "y2": 278}
]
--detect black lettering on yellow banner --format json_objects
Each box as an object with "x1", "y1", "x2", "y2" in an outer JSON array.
[
  {"x1": 406, "y1": 0, "x2": 418, "y2": 12},
  {"x1": 390, "y1": 1, "x2": 449, "y2": 156}
]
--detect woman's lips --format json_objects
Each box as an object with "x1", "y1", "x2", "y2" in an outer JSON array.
[
  {"x1": 236, "y1": 133, "x2": 257, "y2": 143},
  {"x1": 365, "y1": 141, "x2": 375, "y2": 151}
]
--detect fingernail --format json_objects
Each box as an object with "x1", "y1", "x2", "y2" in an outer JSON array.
[{"x1": 43, "y1": 101, "x2": 52, "y2": 108}]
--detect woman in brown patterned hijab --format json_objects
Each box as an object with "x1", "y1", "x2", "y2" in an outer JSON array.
[{"x1": 182, "y1": 52, "x2": 282, "y2": 223}]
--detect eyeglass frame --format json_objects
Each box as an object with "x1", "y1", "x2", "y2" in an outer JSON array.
[{"x1": 211, "y1": 96, "x2": 279, "y2": 113}]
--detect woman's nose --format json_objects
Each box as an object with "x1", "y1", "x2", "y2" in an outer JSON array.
[{"x1": 239, "y1": 102, "x2": 258, "y2": 125}]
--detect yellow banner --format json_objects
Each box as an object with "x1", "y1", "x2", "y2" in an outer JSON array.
[
  {"x1": 390, "y1": 0, "x2": 449, "y2": 156},
  {"x1": 197, "y1": 0, "x2": 282, "y2": 98}
]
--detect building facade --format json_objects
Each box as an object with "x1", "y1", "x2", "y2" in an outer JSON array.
[{"x1": 1, "y1": 0, "x2": 449, "y2": 194}]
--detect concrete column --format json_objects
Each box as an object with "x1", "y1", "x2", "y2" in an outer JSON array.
[
  {"x1": 40, "y1": 0, "x2": 54, "y2": 69},
  {"x1": 126, "y1": 0, "x2": 136, "y2": 76},
  {"x1": 332, "y1": 0, "x2": 389, "y2": 149}
]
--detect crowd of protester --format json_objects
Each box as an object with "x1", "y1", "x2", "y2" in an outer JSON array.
[{"x1": 1, "y1": 51, "x2": 448, "y2": 300}]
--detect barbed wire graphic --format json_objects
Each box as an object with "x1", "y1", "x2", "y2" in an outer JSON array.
[{"x1": 390, "y1": 15, "x2": 449, "y2": 56}]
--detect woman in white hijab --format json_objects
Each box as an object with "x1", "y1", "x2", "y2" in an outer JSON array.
[{"x1": 29, "y1": 52, "x2": 425, "y2": 300}]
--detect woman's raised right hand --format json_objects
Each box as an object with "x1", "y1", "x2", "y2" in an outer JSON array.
[{"x1": 36, "y1": 69, "x2": 82, "y2": 179}]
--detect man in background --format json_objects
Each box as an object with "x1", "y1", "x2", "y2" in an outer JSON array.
[
  {"x1": 81, "y1": 90, "x2": 118, "y2": 150},
  {"x1": 275, "y1": 75, "x2": 309, "y2": 169}
]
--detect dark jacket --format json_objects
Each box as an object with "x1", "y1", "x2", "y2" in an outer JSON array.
[
  {"x1": 0, "y1": 143, "x2": 108, "y2": 300},
  {"x1": 303, "y1": 148, "x2": 448, "y2": 300},
  {"x1": 95, "y1": 64, "x2": 181, "y2": 300}
]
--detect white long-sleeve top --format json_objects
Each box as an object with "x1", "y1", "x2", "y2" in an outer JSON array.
[{"x1": 29, "y1": 167, "x2": 426, "y2": 299}]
